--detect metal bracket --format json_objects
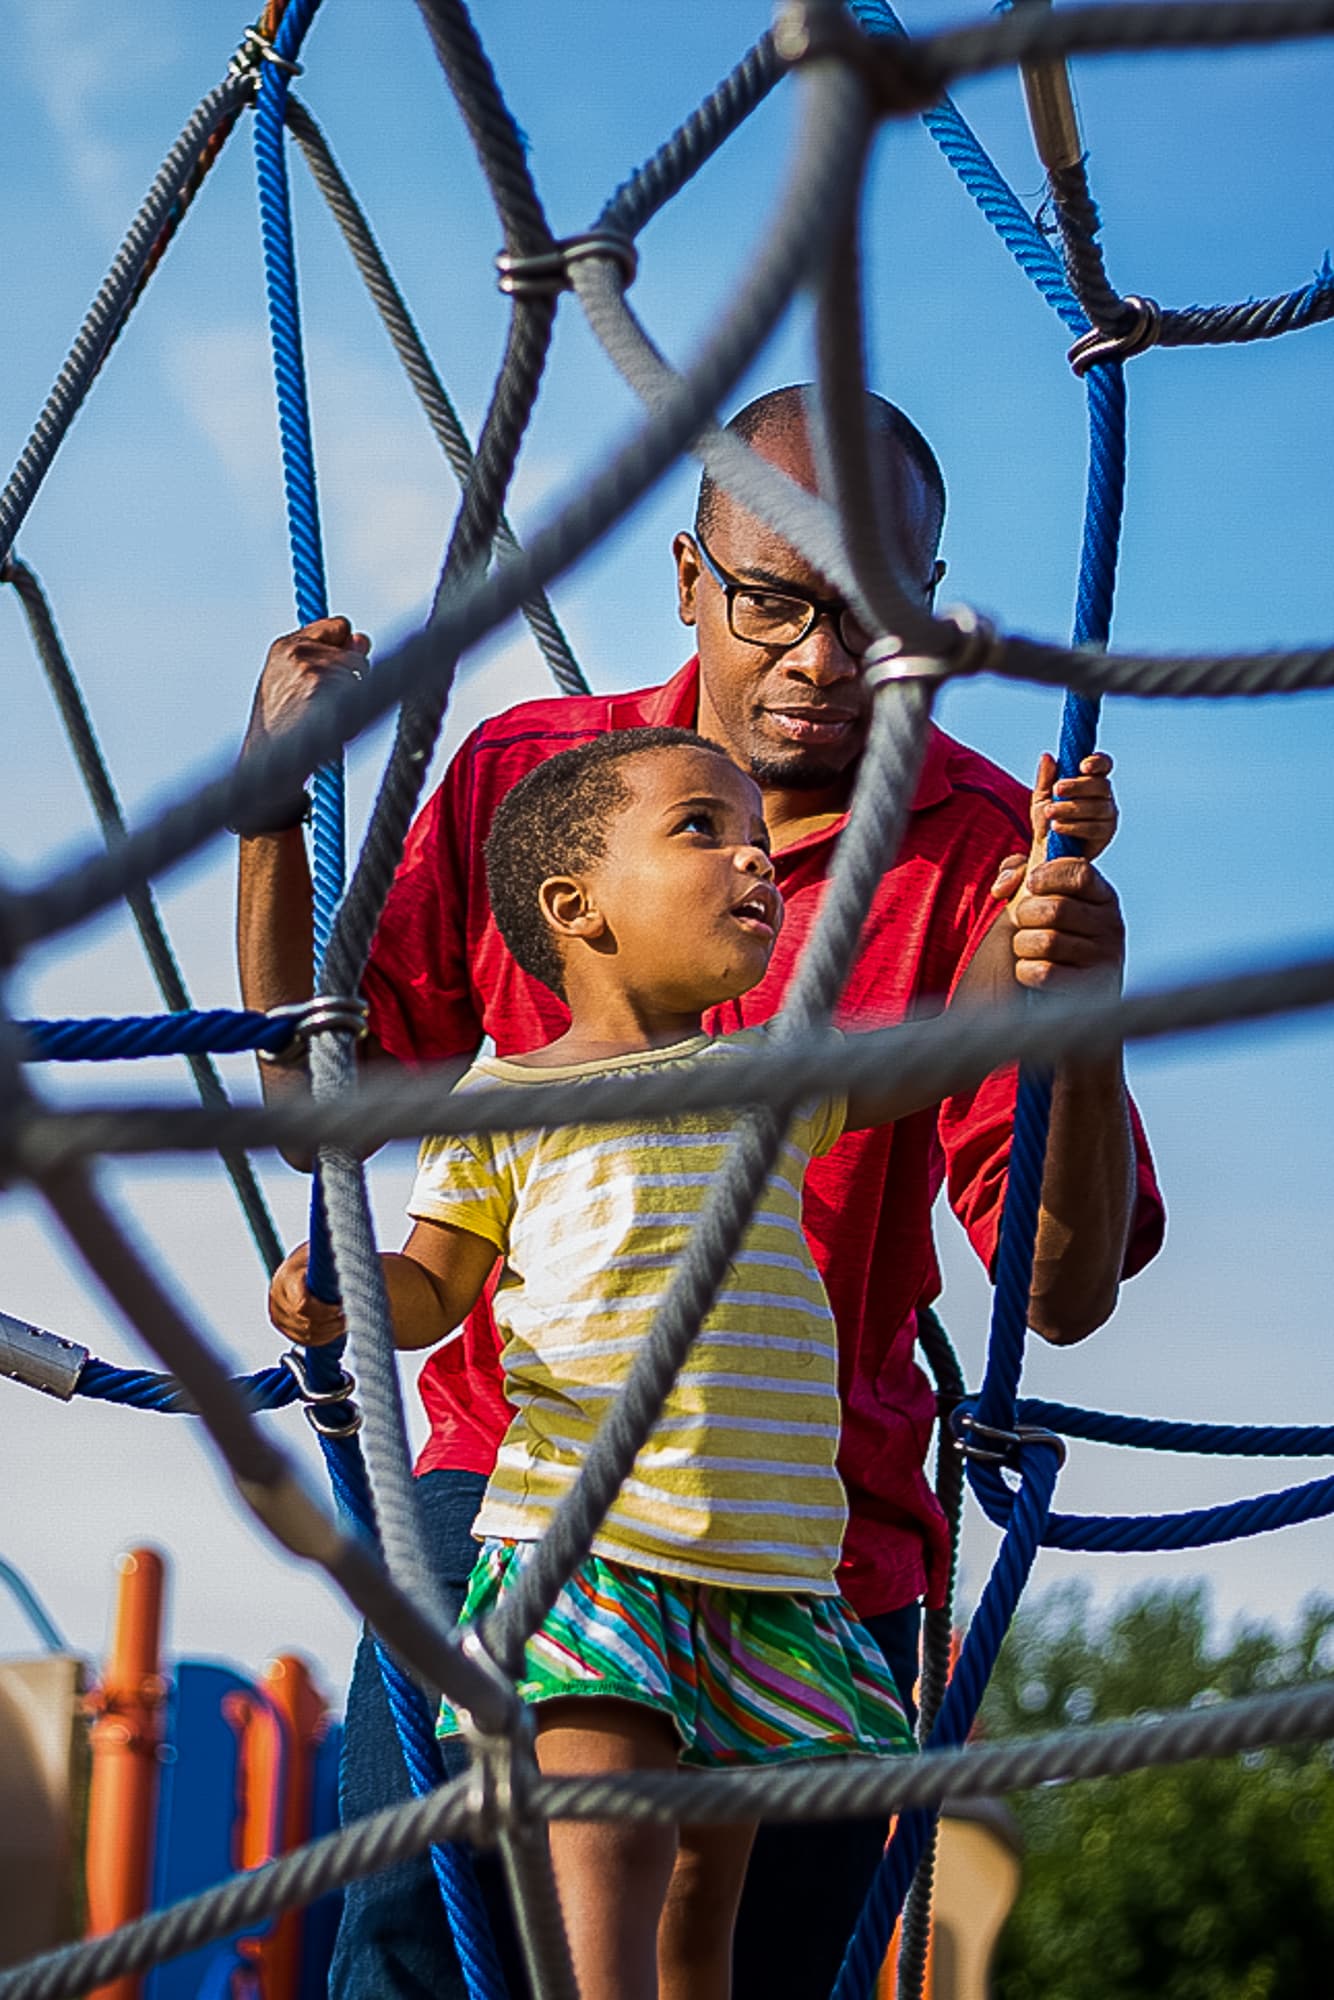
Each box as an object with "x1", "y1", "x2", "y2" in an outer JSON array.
[
  {"x1": 952, "y1": 1407, "x2": 1067, "y2": 1472},
  {"x1": 496, "y1": 232, "x2": 638, "y2": 299},
  {"x1": 258, "y1": 994, "x2": 369, "y2": 1067},
  {"x1": 0, "y1": 1311, "x2": 88, "y2": 1401},
  {"x1": 1068, "y1": 296, "x2": 1162, "y2": 378}
]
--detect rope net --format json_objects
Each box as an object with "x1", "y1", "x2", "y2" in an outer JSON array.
[{"x1": 2, "y1": 2, "x2": 1334, "y2": 1996}]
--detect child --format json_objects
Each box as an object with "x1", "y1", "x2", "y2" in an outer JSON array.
[{"x1": 271, "y1": 726, "x2": 1117, "y2": 2000}]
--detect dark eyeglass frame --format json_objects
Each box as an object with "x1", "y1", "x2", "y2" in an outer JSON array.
[{"x1": 692, "y1": 529, "x2": 870, "y2": 657}]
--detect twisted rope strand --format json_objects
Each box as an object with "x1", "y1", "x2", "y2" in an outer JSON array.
[
  {"x1": 0, "y1": 74, "x2": 250, "y2": 568},
  {"x1": 834, "y1": 1445, "x2": 1062, "y2": 1998},
  {"x1": 20, "y1": 943, "x2": 1334, "y2": 1170},
  {"x1": 10, "y1": 1668, "x2": 1334, "y2": 2000},
  {"x1": 2, "y1": 7, "x2": 1334, "y2": 1994},
  {"x1": 895, "y1": 1309, "x2": 967, "y2": 2000},
  {"x1": 0, "y1": 63, "x2": 908, "y2": 957},
  {"x1": 284, "y1": 96, "x2": 585, "y2": 696},
  {"x1": 2, "y1": 560, "x2": 282, "y2": 1269},
  {"x1": 597, "y1": 30, "x2": 784, "y2": 237}
]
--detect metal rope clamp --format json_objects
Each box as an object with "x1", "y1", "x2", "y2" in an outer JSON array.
[
  {"x1": 229, "y1": 23, "x2": 305, "y2": 88},
  {"x1": 496, "y1": 232, "x2": 639, "y2": 299},
  {"x1": 281, "y1": 1346, "x2": 362, "y2": 1440},
  {"x1": 1068, "y1": 295, "x2": 1161, "y2": 379},
  {"x1": 258, "y1": 994, "x2": 370, "y2": 1068},
  {"x1": 861, "y1": 605, "x2": 999, "y2": 690},
  {"x1": 455, "y1": 1629, "x2": 537, "y2": 1849},
  {"x1": 951, "y1": 1406, "x2": 1067, "y2": 1474},
  {"x1": 0, "y1": 1310, "x2": 88, "y2": 1401}
]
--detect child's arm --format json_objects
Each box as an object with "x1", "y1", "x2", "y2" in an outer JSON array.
[
  {"x1": 269, "y1": 1220, "x2": 498, "y2": 1352},
  {"x1": 843, "y1": 751, "x2": 1121, "y2": 1132}
]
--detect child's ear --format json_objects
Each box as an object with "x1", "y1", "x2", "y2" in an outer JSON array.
[{"x1": 539, "y1": 874, "x2": 606, "y2": 944}]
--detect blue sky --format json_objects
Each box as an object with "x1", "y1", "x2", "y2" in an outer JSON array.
[{"x1": 1, "y1": 1, "x2": 1332, "y2": 1694}]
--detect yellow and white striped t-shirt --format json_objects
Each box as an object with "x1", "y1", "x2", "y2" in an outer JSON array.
[{"x1": 409, "y1": 1031, "x2": 849, "y2": 1594}]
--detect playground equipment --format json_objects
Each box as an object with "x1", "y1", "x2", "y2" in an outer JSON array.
[
  {"x1": 0, "y1": 1548, "x2": 338, "y2": 2000},
  {"x1": 3, "y1": 1, "x2": 1334, "y2": 1995},
  {"x1": 0, "y1": 1539, "x2": 1011, "y2": 1999}
]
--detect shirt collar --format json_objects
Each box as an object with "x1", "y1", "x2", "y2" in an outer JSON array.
[
  {"x1": 612, "y1": 656, "x2": 955, "y2": 843},
  {"x1": 609, "y1": 656, "x2": 700, "y2": 729}
]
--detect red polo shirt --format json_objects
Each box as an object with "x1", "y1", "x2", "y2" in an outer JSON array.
[{"x1": 363, "y1": 660, "x2": 1164, "y2": 1615}]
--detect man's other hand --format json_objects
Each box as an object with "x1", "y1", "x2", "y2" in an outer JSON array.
[
  {"x1": 269, "y1": 1241, "x2": 347, "y2": 1345},
  {"x1": 990, "y1": 752, "x2": 1124, "y2": 993},
  {"x1": 243, "y1": 615, "x2": 371, "y2": 760}
]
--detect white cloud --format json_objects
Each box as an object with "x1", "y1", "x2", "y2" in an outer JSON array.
[
  {"x1": 165, "y1": 321, "x2": 577, "y2": 637},
  {"x1": 165, "y1": 322, "x2": 280, "y2": 501},
  {"x1": 18, "y1": 3, "x2": 184, "y2": 235}
]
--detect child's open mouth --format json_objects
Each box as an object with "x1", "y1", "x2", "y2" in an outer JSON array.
[{"x1": 732, "y1": 888, "x2": 780, "y2": 938}]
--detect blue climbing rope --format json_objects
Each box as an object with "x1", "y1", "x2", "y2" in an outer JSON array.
[
  {"x1": 19, "y1": 1011, "x2": 295, "y2": 1062},
  {"x1": 832, "y1": 1442, "x2": 1063, "y2": 1998},
  {"x1": 966, "y1": 1443, "x2": 1334, "y2": 1552},
  {"x1": 77, "y1": 1357, "x2": 298, "y2": 1412},
  {"x1": 252, "y1": 14, "x2": 506, "y2": 1994},
  {"x1": 825, "y1": 19, "x2": 1130, "y2": 1987},
  {"x1": 253, "y1": 0, "x2": 343, "y2": 968},
  {"x1": 974, "y1": 371, "x2": 1120, "y2": 1438},
  {"x1": 1019, "y1": 1400, "x2": 1334, "y2": 1455}
]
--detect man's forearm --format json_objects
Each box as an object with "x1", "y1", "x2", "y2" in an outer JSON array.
[
  {"x1": 238, "y1": 828, "x2": 314, "y2": 1012},
  {"x1": 1029, "y1": 1053, "x2": 1135, "y2": 1344},
  {"x1": 237, "y1": 828, "x2": 315, "y2": 1132}
]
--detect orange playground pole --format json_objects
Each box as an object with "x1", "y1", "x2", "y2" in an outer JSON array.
[
  {"x1": 236, "y1": 1655, "x2": 328, "y2": 2000},
  {"x1": 85, "y1": 1548, "x2": 167, "y2": 2000}
]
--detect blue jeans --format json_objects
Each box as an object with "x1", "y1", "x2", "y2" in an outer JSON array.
[{"x1": 331, "y1": 1468, "x2": 921, "y2": 2000}]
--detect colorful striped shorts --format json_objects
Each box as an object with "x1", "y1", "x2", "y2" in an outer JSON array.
[{"x1": 437, "y1": 1539, "x2": 915, "y2": 1768}]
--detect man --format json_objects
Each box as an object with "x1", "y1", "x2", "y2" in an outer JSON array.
[{"x1": 238, "y1": 387, "x2": 1163, "y2": 1997}]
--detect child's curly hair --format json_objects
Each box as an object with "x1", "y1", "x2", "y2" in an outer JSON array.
[{"x1": 485, "y1": 727, "x2": 731, "y2": 997}]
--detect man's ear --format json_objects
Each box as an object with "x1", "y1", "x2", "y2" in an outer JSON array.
[
  {"x1": 673, "y1": 532, "x2": 700, "y2": 627},
  {"x1": 538, "y1": 874, "x2": 606, "y2": 946}
]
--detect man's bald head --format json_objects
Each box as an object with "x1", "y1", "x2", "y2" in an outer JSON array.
[
  {"x1": 676, "y1": 385, "x2": 948, "y2": 804},
  {"x1": 694, "y1": 384, "x2": 946, "y2": 577}
]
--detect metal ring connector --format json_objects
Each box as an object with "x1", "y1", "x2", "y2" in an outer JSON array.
[
  {"x1": 952, "y1": 1408, "x2": 1068, "y2": 1472},
  {"x1": 281, "y1": 1347, "x2": 356, "y2": 1406},
  {"x1": 229, "y1": 25, "x2": 304, "y2": 82},
  {"x1": 861, "y1": 605, "x2": 998, "y2": 690},
  {"x1": 862, "y1": 636, "x2": 953, "y2": 689},
  {"x1": 304, "y1": 1402, "x2": 363, "y2": 1440},
  {"x1": 495, "y1": 231, "x2": 638, "y2": 299},
  {"x1": 772, "y1": 1, "x2": 940, "y2": 118},
  {"x1": 258, "y1": 994, "x2": 370, "y2": 1067},
  {"x1": 455, "y1": 1629, "x2": 533, "y2": 1847},
  {"x1": 282, "y1": 1347, "x2": 362, "y2": 1438},
  {"x1": 1068, "y1": 295, "x2": 1161, "y2": 378}
]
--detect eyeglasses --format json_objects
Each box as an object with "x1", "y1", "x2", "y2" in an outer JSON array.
[{"x1": 693, "y1": 530, "x2": 872, "y2": 658}]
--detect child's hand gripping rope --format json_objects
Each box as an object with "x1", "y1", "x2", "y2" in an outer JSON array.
[
  {"x1": 269, "y1": 1241, "x2": 346, "y2": 1347},
  {"x1": 269, "y1": 1226, "x2": 497, "y2": 1352}
]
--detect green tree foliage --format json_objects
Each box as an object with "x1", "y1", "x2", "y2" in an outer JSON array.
[{"x1": 982, "y1": 1583, "x2": 1334, "y2": 2000}]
